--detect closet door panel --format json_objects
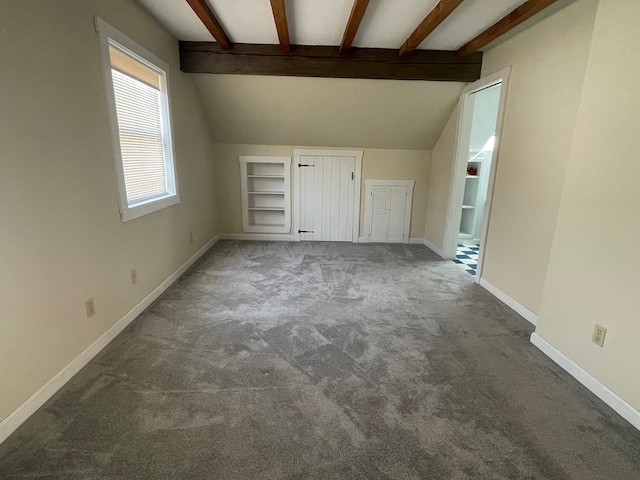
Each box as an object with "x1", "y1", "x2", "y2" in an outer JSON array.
[
  {"x1": 310, "y1": 157, "x2": 324, "y2": 241},
  {"x1": 298, "y1": 154, "x2": 357, "y2": 242},
  {"x1": 299, "y1": 156, "x2": 317, "y2": 241},
  {"x1": 369, "y1": 186, "x2": 390, "y2": 243},
  {"x1": 338, "y1": 158, "x2": 351, "y2": 241},
  {"x1": 321, "y1": 157, "x2": 333, "y2": 241},
  {"x1": 387, "y1": 186, "x2": 407, "y2": 243},
  {"x1": 364, "y1": 180, "x2": 413, "y2": 244}
]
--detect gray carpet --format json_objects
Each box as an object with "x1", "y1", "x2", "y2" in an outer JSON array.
[{"x1": 1, "y1": 241, "x2": 639, "y2": 479}]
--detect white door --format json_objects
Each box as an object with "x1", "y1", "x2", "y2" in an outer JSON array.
[
  {"x1": 369, "y1": 186, "x2": 390, "y2": 242},
  {"x1": 387, "y1": 186, "x2": 408, "y2": 243},
  {"x1": 363, "y1": 180, "x2": 414, "y2": 244},
  {"x1": 443, "y1": 67, "x2": 510, "y2": 282},
  {"x1": 298, "y1": 155, "x2": 356, "y2": 241},
  {"x1": 368, "y1": 185, "x2": 409, "y2": 243}
]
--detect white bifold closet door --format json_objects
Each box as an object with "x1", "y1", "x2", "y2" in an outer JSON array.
[
  {"x1": 369, "y1": 186, "x2": 408, "y2": 243},
  {"x1": 298, "y1": 155, "x2": 356, "y2": 241},
  {"x1": 364, "y1": 180, "x2": 414, "y2": 244}
]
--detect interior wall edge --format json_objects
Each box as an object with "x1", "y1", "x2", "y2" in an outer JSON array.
[
  {"x1": 476, "y1": 0, "x2": 600, "y2": 318},
  {"x1": 478, "y1": 277, "x2": 538, "y2": 326},
  {"x1": 0, "y1": 234, "x2": 223, "y2": 445},
  {"x1": 423, "y1": 239, "x2": 445, "y2": 258},
  {"x1": 530, "y1": 333, "x2": 640, "y2": 432}
]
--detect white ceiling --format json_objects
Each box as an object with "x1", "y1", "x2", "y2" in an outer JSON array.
[{"x1": 136, "y1": 0, "x2": 539, "y2": 51}]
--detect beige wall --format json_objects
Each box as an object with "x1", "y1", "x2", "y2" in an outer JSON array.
[
  {"x1": 213, "y1": 144, "x2": 431, "y2": 239},
  {"x1": 424, "y1": 105, "x2": 459, "y2": 250},
  {"x1": 536, "y1": 0, "x2": 640, "y2": 410},
  {"x1": 0, "y1": 0, "x2": 219, "y2": 422},
  {"x1": 213, "y1": 144, "x2": 293, "y2": 235},
  {"x1": 192, "y1": 74, "x2": 464, "y2": 150},
  {"x1": 359, "y1": 149, "x2": 431, "y2": 239},
  {"x1": 476, "y1": 0, "x2": 598, "y2": 313}
]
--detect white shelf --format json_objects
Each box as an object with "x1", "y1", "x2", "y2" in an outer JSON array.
[
  {"x1": 240, "y1": 156, "x2": 291, "y2": 234},
  {"x1": 460, "y1": 151, "x2": 490, "y2": 243},
  {"x1": 252, "y1": 222, "x2": 285, "y2": 228}
]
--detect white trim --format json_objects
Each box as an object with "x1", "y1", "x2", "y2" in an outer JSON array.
[
  {"x1": 362, "y1": 180, "x2": 414, "y2": 244},
  {"x1": 531, "y1": 333, "x2": 640, "y2": 432},
  {"x1": 442, "y1": 99, "x2": 467, "y2": 260},
  {"x1": 293, "y1": 149, "x2": 363, "y2": 158},
  {"x1": 353, "y1": 158, "x2": 362, "y2": 242},
  {"x1": 423, "y1": 239, "x2": 445, "y2": 258},
  {"x1": 408, "y1": 238, "x2": 424, "y2": 244},
  {"x1": 238, "y1": 156, "x2": 291, "y2": 234},
  {"x1": 473, "y1": 68, "x2": 511, "y2": 283},
  {"x1": 0, "y1": 233, "x2": 222, "y2": 446},
  {"x1": 364, "y1": 179, "x2": 415, "y2": 187},
  {"x1": 95, "y1": 17, "x2": 179, "y2": 223},
  {"x1": 443, "y1": 67, "x2": 511, "y2": 267},
  {"x1": 479, "y1": 277, "x2": 538, "y2": 326},
  {"x1": 293, "y1": 149, "x2": 363, "y2": 243},
  {"x1": 220, "y1": 233, "x2": 296, "y2": 242}
]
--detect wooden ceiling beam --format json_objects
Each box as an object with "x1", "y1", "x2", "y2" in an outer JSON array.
[
  {"x1": 269, "y1": 0, "x2": 290, "y2": 53},
  {"x1": 179, "y1": 42, "x2": 483, "y2": 82},
  {"x1": 339, "y1": 0, "x2": 371, "y2": 55},
  {"x1": 457, "y1": 0, "x2": 559, "y2": 57},
  {"x1": 399, "y1": 0, "x2": 464, "y2": 57},
  {"x1": 185, "y1": 0, "x2": 232, "y2": 50}
]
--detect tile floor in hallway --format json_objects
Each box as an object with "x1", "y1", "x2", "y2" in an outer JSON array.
[
  {"x1": 454, "y1": 243, "x2": 479, "y2": 276},
  {"x1": 1, "y1": 241, "x2": 639, "y2": 479}
]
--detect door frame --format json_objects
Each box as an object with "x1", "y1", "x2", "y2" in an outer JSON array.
[
  {"x1": 443, "y1": 67, "x2": 511, "y2": 283},
  {"x1": 362, "y1": 179, "x2": 414, "y2": 244},
  {"x1": 293, "y1": 149, "x2": 363, "y2": 242}
]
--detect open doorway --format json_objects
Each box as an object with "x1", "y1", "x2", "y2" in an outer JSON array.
[{"x1": 444, "y1": 68, "x2": 510, "y2": 282}]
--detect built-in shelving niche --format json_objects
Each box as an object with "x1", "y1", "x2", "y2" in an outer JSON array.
[{"x1": 239, "y1": 156, "x2": 291, "y2": 233}]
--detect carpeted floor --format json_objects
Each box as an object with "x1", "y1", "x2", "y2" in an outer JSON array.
[{"x1": 1, "y1": 241, "x2": 639, "y2": 479}]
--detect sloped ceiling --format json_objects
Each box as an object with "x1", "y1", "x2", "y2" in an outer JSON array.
[
  {"x1": 135, "y1": 0, "x2": 579, "y2": 150},
  {"x1": 192, "y1": 74, "x2": 464, "y2": 150}
]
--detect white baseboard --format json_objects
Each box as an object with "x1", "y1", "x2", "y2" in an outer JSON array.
[
  {"x1": 479, "y1": 277, "x2": 538, "y2": 326},
  {"x1": 422, "y1": 239, "x2": 445, "y2": 258},
  {"x1": 357, "y1": 237, "x2": 424, "y2": 245},
  {"x1": 220, "y1": 233, "x2": 296, "y2": 242},
  {"x1": 0, "y1": 233, "x2": 222, "y2": 446},
  {"x1": 530, "y1": 333, "x2": 640, "y2": 432}
]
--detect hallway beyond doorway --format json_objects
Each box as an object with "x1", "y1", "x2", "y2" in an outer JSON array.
[{"x1": 453, "y1": 243, "x2": 479, "y2": 276}]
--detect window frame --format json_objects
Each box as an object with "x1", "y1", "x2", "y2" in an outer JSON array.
[{"x1": 95, "y1": 17, "x2": 179, "y2": 222}]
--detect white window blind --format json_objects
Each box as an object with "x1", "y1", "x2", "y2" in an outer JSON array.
[
  {"x1": 97, "y1": 18, "x2": 179, "y2": 222},
  {"x1": 109, "y1": 45, "x2": 170, "y2": 206}
]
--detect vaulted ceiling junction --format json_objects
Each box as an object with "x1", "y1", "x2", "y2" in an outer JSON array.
[{"x1": 139, "y1": 0, "x2": 564, "y2": 81}]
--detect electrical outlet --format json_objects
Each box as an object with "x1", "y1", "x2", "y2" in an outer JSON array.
[
  {"x1": 189, "y1": 231, "x2": 194, "y2": 243},
  {"x1": 85, "y1": 297, "x2": 95, "y2": 318},
  {"x1": 130, "y1": 268, "x2": 137, "y2": 285},
  {"x1": 592, "y1": 323, "x2": 607, "y2": 347}
]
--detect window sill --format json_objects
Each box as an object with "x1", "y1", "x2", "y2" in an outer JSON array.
[{"x1": 120, "y1": 193, "x2": 179, "y2": 222}]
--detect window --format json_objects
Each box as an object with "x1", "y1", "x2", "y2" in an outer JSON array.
[{"x1": 95, "y1": 18, "x2": 178, "y2": 222}]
